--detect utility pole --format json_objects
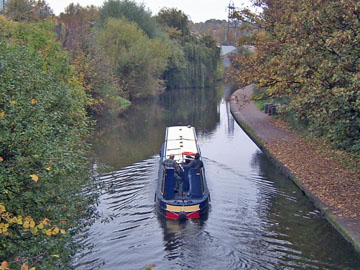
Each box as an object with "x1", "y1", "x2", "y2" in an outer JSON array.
[{"x1": 225, "y1": 1, "x2": 239, "y2": 45}]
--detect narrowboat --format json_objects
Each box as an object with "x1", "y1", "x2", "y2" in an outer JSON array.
[{"x1": 155, "y1": 126, "x2": 210, "y2": 220}]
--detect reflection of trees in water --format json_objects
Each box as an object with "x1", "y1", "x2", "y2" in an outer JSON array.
[
  {"x1": 250, "y1": 151, "x2": 360, "y2": 268},
  {"x1": 223, "y1": 84, "x2": 235, "y2": 136},
  {"x1": 93, "y1": 98, "x2": 166, "y2": 170},
  {"x1": 93, "y1": 87, "x2": 222, "y2": 169},
  {"x1": 159, "y1": 87, "x2": 221, "y2": 130},
  {"x1": 225, "y1": 99, "x2": 235, "y2": 136}
]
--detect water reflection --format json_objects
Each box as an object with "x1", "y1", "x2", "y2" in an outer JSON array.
[
  {"x1": 158, "y1": 217, "x2": 208, "y2": 255},
  {"x1": 93, "y1": 87, "x2": 222, "y2": 170},
  {"x1": 76, "y1": 84, "x2": 360, "y2": 270},
  {"x1": 251, "y1": 152, "x2": 360, "y2": 269}
]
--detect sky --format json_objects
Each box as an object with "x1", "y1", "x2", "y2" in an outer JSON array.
[{"x1": 45, "y1": 0, "x2": 253, "y2": 23}]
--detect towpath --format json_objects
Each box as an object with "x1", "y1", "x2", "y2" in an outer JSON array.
[{"x1": 230, "y1": 84, "x2": 360, "y2": 252}]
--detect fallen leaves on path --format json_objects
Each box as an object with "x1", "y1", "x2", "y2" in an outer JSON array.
[{"x1": 264, "y1": 119, "x2": 360, "y2": 219}]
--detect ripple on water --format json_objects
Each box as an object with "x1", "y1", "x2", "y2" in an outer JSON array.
[{"x1": 74, "y1": 123, "x2": 360, "y2": 270}]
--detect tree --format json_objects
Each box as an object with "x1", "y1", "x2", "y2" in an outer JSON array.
[
  {"x1": 190, "y1": 19, "x2": 228, "y2": 44},
  {"x1": 156, "y1": 8, "x2": 190, "y2": 36},
  {"x1": 99, "y1": 0, "x2": 162, "y2": 39},
  {"x1": 154, "y1": 7, "x2": 220, "y2": 89},
  {"x1": 5, "y1": 0, "x2": 33, "y2": 21},
  {"x1": 229, "y1": 0, "x2": 360, "y2": 152},
  {"x1": 5, "y1": 0, "x2": 52, "y2": 21},
  {"x1": 32, "y1": 0, "x2": 52, "y2": 20},
  {"x1": 59, "y1": 4, "x2": 131, "y2": 115},
  {"x1": 59, "y1": 3, "x2": 98, "y2": 55},
  {"x1": 98, "y1": 18, "x2": 170, "y2": 99}
]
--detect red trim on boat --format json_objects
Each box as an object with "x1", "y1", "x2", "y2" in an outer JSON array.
[
  {"x1": 166, "y1": 211, "x2": 179, "y2": 220},
  {"x1": 166, "y1": 210, "x2": 200, "y2": 220},
  {"x1": 187, "y1": 211, "x2": 200, "y2": 219}
]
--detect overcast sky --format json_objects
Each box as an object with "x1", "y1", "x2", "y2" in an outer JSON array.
[{"x1": 45, "y1": 0, "x2": 253, "y2": 23}]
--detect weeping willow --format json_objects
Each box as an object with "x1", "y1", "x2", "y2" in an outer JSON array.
[{"x1": 164, "y1": 38, "x2": 220, "y2": 89}]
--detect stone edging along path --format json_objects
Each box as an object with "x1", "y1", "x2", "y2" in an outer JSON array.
[{"x1": 230, "y1": 84, "x2": 360, "y2": 253}]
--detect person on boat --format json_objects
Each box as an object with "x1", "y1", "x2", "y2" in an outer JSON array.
[
  {"x1": 181, "y1": 153, "x2": 203, "y2": 169},
  {"x1": 181, "y1": 153, "x2": 203, "y2": 196},
  {"x1": 162, "y1": 154, "x2": 183, "y2": 190}
]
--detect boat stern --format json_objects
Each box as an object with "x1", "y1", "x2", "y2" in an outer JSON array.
[{"x1": 165, "y1": 203, "x2": 201, "y2": 220}]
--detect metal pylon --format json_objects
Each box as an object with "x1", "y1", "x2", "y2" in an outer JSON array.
[{"x1": 225, "y1": 0, "x2": 239, "y2": 44}]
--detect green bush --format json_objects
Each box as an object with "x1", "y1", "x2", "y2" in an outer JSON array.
[
  {"x1": 98, "y1": 18, "x2": 170, "y2": 99},
  {"x1": 0, "y1": 24, "x2": 96, "y2": 269}
]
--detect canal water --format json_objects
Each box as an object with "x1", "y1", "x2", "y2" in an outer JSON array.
[{"x1": 74, "y1": 85, "x2": 360, "y2": 270}]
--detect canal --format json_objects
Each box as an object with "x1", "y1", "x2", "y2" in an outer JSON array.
[{"x1": 74, "y1": 85, "x2": 360, "y2": 270}]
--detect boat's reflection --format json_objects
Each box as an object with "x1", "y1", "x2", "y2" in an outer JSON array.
[{"x1": 157, "y1": 211, "x2": 209, "y2": 253}]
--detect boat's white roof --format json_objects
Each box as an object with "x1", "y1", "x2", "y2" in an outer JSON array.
[
  {"x1": 166, "y1": 126, "x2": 196, "y2": 141},
  {"x1": 165, "y1": 126, "x2": 198, "y2": 162}
]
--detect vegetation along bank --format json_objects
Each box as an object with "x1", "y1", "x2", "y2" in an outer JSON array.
[
  {"x1": 0, "y1": 0, "x2": 220, "y2": 269},
  {"x1": 228, "y1": 0, "x2": 360, "y2": 252}
]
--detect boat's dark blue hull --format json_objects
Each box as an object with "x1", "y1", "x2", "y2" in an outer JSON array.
[
  {"x1": 155, "y1": 126, "x2": 210, "y2": 220},
  {"x1": 155, "y1": 192, "x2": 210, "y2": 220}
]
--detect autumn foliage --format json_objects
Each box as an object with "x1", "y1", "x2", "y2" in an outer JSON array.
[
  {"x1": 0, "y1": 18, "x2": 97, "y2": 269},
  {"x1": 0, "y1": 1, "x2": 221, "y2": 268},
  {"x1": 229, "y1": 0, "x2": 360, "y2": 153}
]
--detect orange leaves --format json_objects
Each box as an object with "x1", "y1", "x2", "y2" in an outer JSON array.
[
  {"x1": 0, "y1": 205, "x2": 66, "y2": 237},
  {"x1": 263, "y1": 117, "x2": 360, "y2": 219},
  {"x1": 40, "y1": 218, "x2": 50, "y2": 226},
  {"x1": 8, "y1": 216, "x2": 23, "y2": 225},
  {"x1": 29, "y1": 174, "x2": 39, "y2": 182},
  {"x1": 1, "y1": 261, "x2": 8, "y2": 270},
  {"x1": 23, "y1": 217, "x2": 66, "y2": 236},
  {"x1": 44, "y1": 226, "x2": 66, "y2": 236},
  {"x1": 0, "y1": 262, "x2": 36, "y2": 270},
  {"x1": 0, "y1": 223, "x2": 10, "y2": 234},
  {"x1": 0, "y1": 206, "x2": 11, "y2": 235},
  {"x1": 23, "y1": 217, "x2": 36, "y2": 229},
  {"x1": 29, "y1": 167, "x2": 51, "y2": 183},
  {"x1": 30, "y1": 99, "x2": 36, "y2": 105},
  {"x1": 0, "y1": 204, "x2": 5, "y2": 213},
  {"x1": 21, "y1": 264, "x2": 36, "y2": 270}
]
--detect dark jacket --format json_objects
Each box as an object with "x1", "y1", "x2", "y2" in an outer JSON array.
[{"x1": 183, "y1": 158, "x2": 203, "y2": 169}]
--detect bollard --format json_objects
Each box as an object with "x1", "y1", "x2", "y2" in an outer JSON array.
[
  {"x1": 264, "y1": 104, "x2": 277, "y2": 115},
  {"x1": 270, "y1": 105, "x2": 277, "y2": 115},
  {"x1": 267, "y1": 104, "x2": 274, "y2": 115},
  {"x1": 264, "y1": 104, "x2": 270, "y2": 114}
]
